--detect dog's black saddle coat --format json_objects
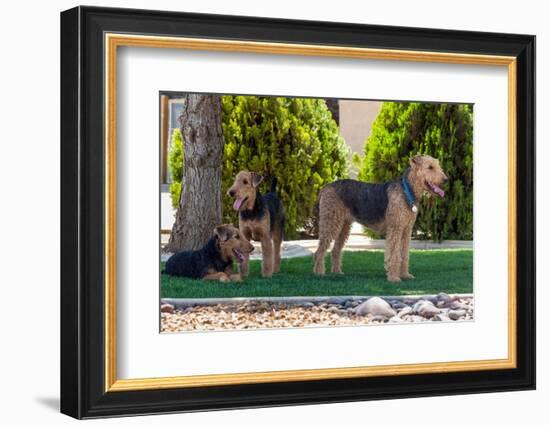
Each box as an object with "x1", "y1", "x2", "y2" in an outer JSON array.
[
  {"x1": 330, "y1": 179, "x2": 391, "y2": 225},
  {"x1": 164, "y1": 237, "x2": 232, "y2": 278}
]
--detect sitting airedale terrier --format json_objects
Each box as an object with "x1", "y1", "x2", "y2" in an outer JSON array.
[
  {"x1": 227, "y1": 171, "x2": 285, "y2": 278},
  {"x1": 164, "y1": 224, "x2": 254, "y2": 282},
  {"x1": 313, "y1": 155, "x2": 447, "y2": 282}
]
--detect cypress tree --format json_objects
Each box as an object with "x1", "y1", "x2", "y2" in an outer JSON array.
[
  {"x1": 221, "y1": 96, "x2": 349, "y2": 239},
  {"x1": 358, "y1": 102, "x2": 473, "y2": 241}
]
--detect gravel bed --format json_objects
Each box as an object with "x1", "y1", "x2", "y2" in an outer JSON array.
[{"x1": 161, "y1": 294, "x2": 474, "y2": 332}]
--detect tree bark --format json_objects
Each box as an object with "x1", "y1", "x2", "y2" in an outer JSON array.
[
  {"x1": 324, "y1": 98, "x2": 340, "y2": 124},
  {"x1": 165, "y1": 94, "x2": 225, "y2": 252}
]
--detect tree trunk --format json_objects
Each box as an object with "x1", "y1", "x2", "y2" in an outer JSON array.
[
  {"x1": 324, "y1": 98, "x2": 340, "y2": 124},
  {"x1": 165, "y1": 94, "x2": 225, "y2": 252}
]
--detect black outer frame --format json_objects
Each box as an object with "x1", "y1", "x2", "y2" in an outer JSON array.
[{"x1": 60, "y1": 5, "x2": 536, "y2": 419}]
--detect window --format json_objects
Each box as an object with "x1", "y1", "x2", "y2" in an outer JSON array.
[{"x1": 160, "y1": 96, "x2": 186, "y2": 185}]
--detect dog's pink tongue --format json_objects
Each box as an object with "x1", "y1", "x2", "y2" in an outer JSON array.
[
  {"x1": 233, "y1": 198, "x2": 243, "y2": 211},
  {"x1": 431, "y1": 183, "x2": 445, "y2": 198}
]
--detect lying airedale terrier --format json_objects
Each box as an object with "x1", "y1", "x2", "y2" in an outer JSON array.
[
  {"x1": 314, "y1": 155, "x2": 447, "y2": 282},
  {"x1": 227, "y1": 171, "x2": 284, "y2": 278},
  {"x1": 164, "y1": 224, "x2": 254, "y2": 282}
]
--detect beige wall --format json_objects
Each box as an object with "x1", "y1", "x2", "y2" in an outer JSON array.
[{"x1": 339, "y1": 100, "x2": 382, "y2": 154}]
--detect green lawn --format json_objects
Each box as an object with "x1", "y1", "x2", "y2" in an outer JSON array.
[{"x1": 160, "y1": 249, "x2": 473, "y2": 299}]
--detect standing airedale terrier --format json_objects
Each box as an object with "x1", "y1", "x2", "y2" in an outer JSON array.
[
  {"x1": 227, "y1": 171, "x2": 285, "y2": 278},
  {"x1": 313, "y1": 155, "x2": 447, "y2": 282}
]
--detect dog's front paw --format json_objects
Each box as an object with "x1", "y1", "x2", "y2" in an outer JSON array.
[
  {"x1": 401, "y1": 272, "x2": 415, "y2": 280},
  {"x1": 239, "y1": 263, "x2": 249, "y2": 277},
  {"x1": 313, "y1": 262, "x2": 326, "y2": 276},
  {"x1": 219, "y1": 274, "x2": 231, "y2": 283}
]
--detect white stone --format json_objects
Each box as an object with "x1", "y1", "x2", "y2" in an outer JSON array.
[{"x1": 355, "y1": 297, "x2": 396, "y2": 318}]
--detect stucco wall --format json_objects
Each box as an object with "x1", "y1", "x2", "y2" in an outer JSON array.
[{"x1": 338, "y1": 100, "x2": 382, "y2": 154}]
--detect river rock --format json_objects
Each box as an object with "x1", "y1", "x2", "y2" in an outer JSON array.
[
  {"x1": 449, "y1": 309, "x2": 467, "y2": 320},
  {"x1": 450, "y1": 300, "x2": 469, "y2": 310},
  {"x1": 434, "y1": 292, "x2": 452, "y2": 307},
  {"x1": 344, "y1": 300, "x2": 356, "y2": 309},
  {"x1": 161, "y1": 303, "x2": 175, "y2": 314},
  {"x1": 413, "y1": 300, "x2": 441, "y2": 318},
  {"x1": 355, "y1": 297, "x2": 396, "y2": 318},
  {"x1": 328, "y1": 296, "x2": 348, "y2": 305},
  {"x1": 397, "y1": 306, "x2": 413, "y2": 318},
  {"x1": 421, "y1": 296, "x2": 436, "y2": 306},
  {"x1": 391, "y1": 301, "x2": 408, "y2": 310}
]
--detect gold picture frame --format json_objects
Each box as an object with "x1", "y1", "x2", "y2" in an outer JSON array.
[{"x1": 104, "y1": 34, "x2": 517, "y2": 392}]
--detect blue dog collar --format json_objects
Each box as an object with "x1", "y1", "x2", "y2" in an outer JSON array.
[{"x1": 401, "y1": 177, "x2": 417, "y2": 213}]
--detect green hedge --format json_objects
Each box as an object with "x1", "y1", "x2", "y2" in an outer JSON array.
[
  {"x1": 168, "y1": 128, "x2": 183, "y2": 209},
  {"x1": 169, "y1": 96, "x2": 350, "y2": 239},
  {"x1": 358, "y1": 102, "x2": 473, "y2": 241}
]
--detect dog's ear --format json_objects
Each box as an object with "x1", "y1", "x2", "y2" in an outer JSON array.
[
  {"x1": 251, "y1": 172, "x2": 263, "y2": 188},
  {"x1": 409, "y1": 155, "x2": 423, "y2": 168},
  {"x1": 214, "y1": 225, "x2": 229, "y2": 241}
]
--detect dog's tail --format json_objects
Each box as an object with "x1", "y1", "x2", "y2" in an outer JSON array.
[{"x1": 269, "y1": 177, "x2": 278, "y2": 193}]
